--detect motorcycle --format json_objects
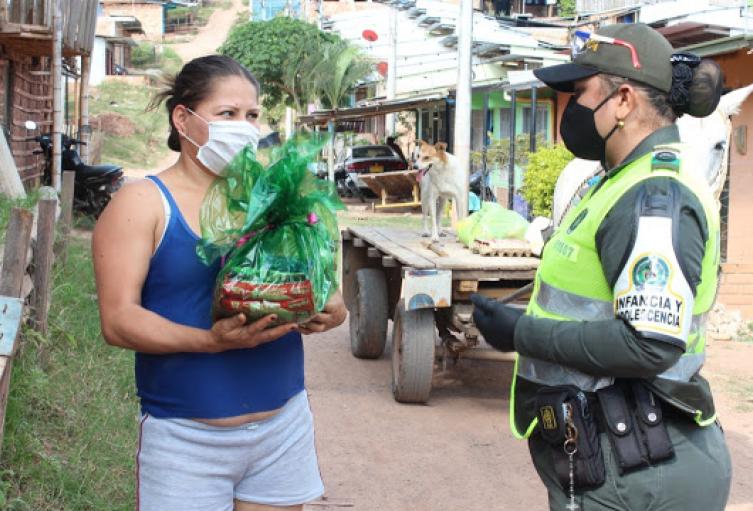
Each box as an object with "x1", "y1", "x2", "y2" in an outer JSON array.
[
  {"x1": 469, "y1": 168, "x2": 496, "y2": 203},
  {"x1": 25, "y1": 120, "x2": 124, "y2": 218}
]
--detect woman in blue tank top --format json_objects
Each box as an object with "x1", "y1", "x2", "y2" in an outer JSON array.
[{"x1": 92, "y1": 55, "x2": 346, "y2": 511}]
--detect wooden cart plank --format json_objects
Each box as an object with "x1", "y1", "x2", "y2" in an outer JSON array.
[
  {"x1": 346, "y1": 226, "x2": 540, "y2": 275},
  {"x1": 347, "y1": 227, "x2": 435, "y2": 269},
  {"x1": 374, "y1": 228, "x2": 539, "y2": 271}
]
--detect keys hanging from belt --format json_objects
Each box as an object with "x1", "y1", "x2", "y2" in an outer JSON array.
[{"x1": 563, "y1": 402, "x2": 580, "y2": 511}]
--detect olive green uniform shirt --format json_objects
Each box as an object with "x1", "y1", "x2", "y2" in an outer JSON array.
[{"x1": 514, "y1": 125, "x2": 708, "y2": 379}]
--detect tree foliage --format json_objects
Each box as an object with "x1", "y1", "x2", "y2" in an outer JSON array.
[
  {"x1": 558, "y1": 0, "x2": 576, "y2": 17},
  {"x1": 314, "y1": 40, "x2": 373, "y2": 109},
  {"x1": 470, "y1": 133, "x2": 545, "y2": 171},
  {"x1": 519, "y1": 143, "x2": 574, "y2": 217},
  {"x1": 220, "y1": 17, "x2": 371, "y2": 112}
]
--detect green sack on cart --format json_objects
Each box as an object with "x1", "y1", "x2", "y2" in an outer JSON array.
[{"x1": 456, "y1": 201, "x2": 529, "y2": 247}]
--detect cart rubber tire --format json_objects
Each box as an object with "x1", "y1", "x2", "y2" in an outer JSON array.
[
  {"x1": 350, "y1": 268, "x2": 389, "y2": 359},
  {"x1": 391, "y1": 300, "x2": 436, "y2": 403}
]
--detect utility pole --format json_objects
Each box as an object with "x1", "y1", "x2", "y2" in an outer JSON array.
[
  {"x1": 385, "y1": 5, "x2": 398, "y2": 136},
  {"x1": 453, "y1": 0, "x2": 472, "y2": 219},
  {"x1": 51, "y1": 0, "x2": 63, "y2": 191}
]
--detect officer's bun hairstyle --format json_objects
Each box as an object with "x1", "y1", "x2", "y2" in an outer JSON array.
[
  {"x1": 147, "y1": 55, "x2": 260, "y2": 152},
  {"x1": 601, "y1": 54, "x2": 723, "y2": 125},
  {"x1": 668, "y1": 55, "x2": 723, "y2": 118}
]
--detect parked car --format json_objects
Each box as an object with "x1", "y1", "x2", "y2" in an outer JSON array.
[{"x1": 336, "y1": 144, "x2": 409, "y2": 195}]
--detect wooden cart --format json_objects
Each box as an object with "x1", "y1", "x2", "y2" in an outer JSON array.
[
  {"x1": 359, "y1": 169, "x2": 421, "y2": 210},
  {"x1": 341, "y1": 226, "x2": 539, "y2": 404}
]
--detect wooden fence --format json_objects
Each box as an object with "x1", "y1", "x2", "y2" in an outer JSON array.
[{"x1": 0, "y1": 170, "x2": 75, "y2": 453}]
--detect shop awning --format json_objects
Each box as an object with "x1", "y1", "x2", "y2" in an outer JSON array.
[{"x1": 297, "y1": 93, "x2": 448, "y2": 126}]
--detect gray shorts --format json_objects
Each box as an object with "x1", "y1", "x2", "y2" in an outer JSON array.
[{"x1": 136, "y1": 390, "x2": 324, "y2": 510}]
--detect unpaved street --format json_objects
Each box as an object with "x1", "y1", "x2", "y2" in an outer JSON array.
[
  {"x1": 305, "y1": 322, "x2": 753, "y2": 511},
  {"x1": 169, "y1": 0, "x2": 247, "y2": 63}
]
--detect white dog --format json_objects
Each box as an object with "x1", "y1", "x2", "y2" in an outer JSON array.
[{"x1": 415, "y1": 141, "x2": 464, "y2": 241}]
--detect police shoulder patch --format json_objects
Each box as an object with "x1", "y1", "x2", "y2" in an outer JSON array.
[{"x1": 651, "y1": 145, "x2": 681, "y2": 173}]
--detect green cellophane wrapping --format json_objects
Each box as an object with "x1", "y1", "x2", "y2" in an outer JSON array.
[{"x1": 197, "y1": 136, "x2": 345, "y2": 326}]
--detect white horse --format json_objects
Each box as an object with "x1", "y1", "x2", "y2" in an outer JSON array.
[{"x1": 552, "y1": 83, "x2": 753, "y2": 227}]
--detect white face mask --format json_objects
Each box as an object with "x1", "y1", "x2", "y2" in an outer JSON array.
[{"x1": 180, "y1": 108, "x2": 260, "y2": 175}]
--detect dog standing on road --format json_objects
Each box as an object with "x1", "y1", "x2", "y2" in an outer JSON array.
[{"x1": 415, "y1": 141, "x2": 464, "y2": 242}]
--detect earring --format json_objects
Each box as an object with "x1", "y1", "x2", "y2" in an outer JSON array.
[{"x1": 617, "y1": 119, "x2": 625, "y2": 128}]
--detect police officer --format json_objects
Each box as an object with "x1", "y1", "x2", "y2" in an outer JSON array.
[{"x1": 471, "y1": 23, "x2": 732, "y2": 510}]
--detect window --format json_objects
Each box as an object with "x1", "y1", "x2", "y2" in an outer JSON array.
[
  {"x1": 435, "y1": 106, "x2": 447, "y2": 145},
  {"x1": 521, "y1": 105, "x2": 548, "y2": 138},
  {"x1": 352, "y1": 146, "x2": 394, "y2": 158},
  {"x1": 498, "y1": 108, "x2": 512, "y2": 139},
  {"x1": 471, "y1": 109, "x2": 486, "y2": 151}
]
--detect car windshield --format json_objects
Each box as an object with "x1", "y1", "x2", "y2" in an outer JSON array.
[{"x1": 352, "y1": 146, "x2": 395, "y2": 158}]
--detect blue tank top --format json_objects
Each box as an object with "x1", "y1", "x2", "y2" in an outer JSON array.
[{"x1": 136, "y1": 176, "x2": 305, "y2": 419}]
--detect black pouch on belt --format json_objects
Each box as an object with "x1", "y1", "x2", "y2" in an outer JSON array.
[
  {"x1": 631, "y1": 381, "x2": 674, "y2": 464},
  {"x1": 535, "y1": 385, "x2": 605, "y2": 491},
  {"x1": 596, "y1": 384, "x2": 647, "y2": 474}
]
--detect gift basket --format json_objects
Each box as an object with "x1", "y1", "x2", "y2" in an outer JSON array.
[{"x1": 197, "y1": 136, "x2": 344, "y2": 326}]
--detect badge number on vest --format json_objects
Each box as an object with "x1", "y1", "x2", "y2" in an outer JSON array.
[
  {"x1": 615, "y1": 254, "x2": 685, "y2": 335},
  {"x1": 552, "y1": 239, "x2": 578, "y2": 262}
]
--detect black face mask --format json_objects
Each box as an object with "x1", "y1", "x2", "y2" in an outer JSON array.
[{"x1": 560, "y1": 89, "x2": 621, "y2": 162}]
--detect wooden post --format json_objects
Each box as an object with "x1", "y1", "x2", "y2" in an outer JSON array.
[
  {"x1": 79, "y1": 54, "x2": 91, "y2": 163},
  {"x1": 51, "y1": 0, "x2": 63, "y2": 191},
  {"x1": 60, "y1": 170, "x2": 74, "y2": 232},
  {"x1": 0, "y1": 209, "x2": 34, "y2": 298},
  {"x1": 0, "y1": 208, "x2": 34, "y2": 454},
  {"x1": 32, "y1": 196, "x2": 57, "y2": 334}
]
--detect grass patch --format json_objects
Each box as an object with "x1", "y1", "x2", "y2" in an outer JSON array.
[
  {"x1": 0, "y1": 240, "x2": 138, "y2": 510},
  {"x1": 737, "y1": 322, "x2": 753, "y2": 343},
  {"x1": 0, "y1": 193, "x2": 39, "y2": 238},
  {"x1": 91, "y1": 81, "x2": 170, "y2": 170},
  {"x1": 337, "y1": 209, "x2": 451, "y2": 231},
  {"x1": 338, "y1": 211, "x2": 424, "y2": 230},
  {"x1": 131, "y1": 43, "x2": 183, "y2": 75}
]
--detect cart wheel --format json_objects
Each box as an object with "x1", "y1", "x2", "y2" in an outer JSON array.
[
  {"x1": 350, "y1": 268, "x2": 389, "y2": 359},
  {"x1": 391, "y1": 300, "x2": 436, "y2": 403}
]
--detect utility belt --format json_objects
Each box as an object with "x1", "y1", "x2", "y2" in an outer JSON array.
[{"x1": 535, "y1": 380, "x2": 676, "y2": 493}]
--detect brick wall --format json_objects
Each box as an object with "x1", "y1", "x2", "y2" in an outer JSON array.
[
  {"x1": 714, "y1": 50, "x2": 753, "y2": 320},
  {"x1": 718, "y1": 264, "x2": 753, "y2": 319}
]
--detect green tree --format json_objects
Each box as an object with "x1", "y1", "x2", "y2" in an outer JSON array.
[
  {"x1": 519, "y1": 143, "x2": 574, "y2": 217},
  {"x1": 314, "y1": 40, "x2": 372, "y2": 109},
  {"x1": 220, "y1": 17, "x2": 339, "y2": 110},
  {"x1": 280, "y1": 40, "x2": 329, "y2": 114},
  {"x1": 131, "y1": 43, "x2": 157, "y2": 67},
  {"x1": 558, "y1": 0, "x2": 576, "y2": 17},
  {"x1": 470, "y1": 133, "x2": 545, "y2": 171}
]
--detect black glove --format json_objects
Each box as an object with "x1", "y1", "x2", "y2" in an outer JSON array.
[{"x1": 470, "y1": 293, "x2": 524, "y2": 352}]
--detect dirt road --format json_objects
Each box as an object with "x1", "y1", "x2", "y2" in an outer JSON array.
[
  {"x1": 169, "y1": 0, "x2": 247, "y2": 62},
  {"x1": 304, "y1": 323, "x2": 753, "y2": 510}
]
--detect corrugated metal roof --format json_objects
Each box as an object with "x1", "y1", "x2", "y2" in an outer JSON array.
[{"x1": 321, "y1": 1, "x2": 567, "y2": 98}]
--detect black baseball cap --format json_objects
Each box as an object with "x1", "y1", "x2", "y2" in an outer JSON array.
[{"x1": 533, "y1": 23, "x2": 674, "y2": 93}]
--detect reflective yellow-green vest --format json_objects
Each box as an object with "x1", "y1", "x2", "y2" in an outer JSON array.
[{"x1": 510, "y1": 145, "x2": 720, "y2": 440}]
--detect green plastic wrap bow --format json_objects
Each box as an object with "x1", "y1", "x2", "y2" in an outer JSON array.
[{"x1": 197, "y1": 135, "x2": 345, "y2": 326}]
